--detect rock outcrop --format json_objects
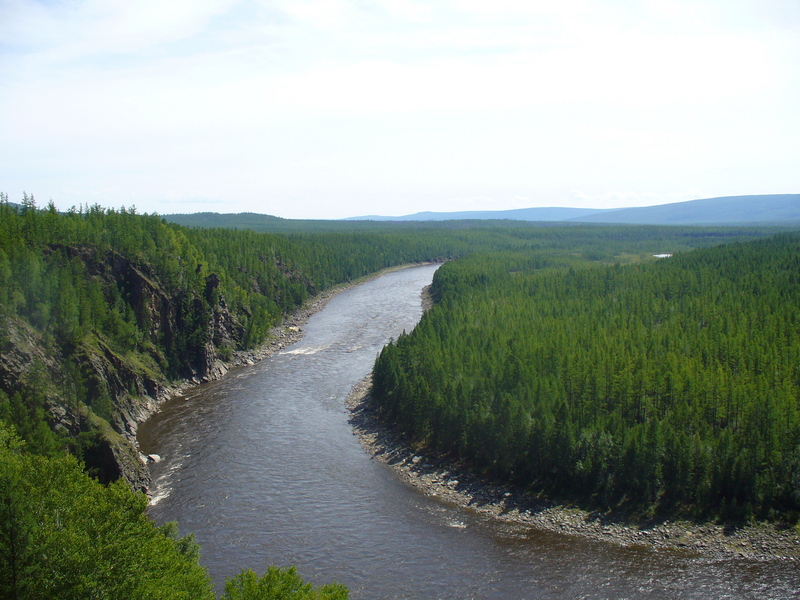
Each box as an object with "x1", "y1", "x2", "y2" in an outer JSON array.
[{"x1": 0, "y1": 247, "x2": 248, "y2": 492}]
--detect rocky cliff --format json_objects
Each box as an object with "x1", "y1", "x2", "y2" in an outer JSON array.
[{"x1": 0, "y1": 246, "x2": 248, "y2": 492}]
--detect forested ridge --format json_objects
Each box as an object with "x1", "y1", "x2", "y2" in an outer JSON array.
[
  {"x1": 0, "y1": 191, "x2": 792, "y2": 596},
  {"x1": 0, "y1": 193, "x2": 783, "y2": 491},
  {"x1": 0, "y1": 194, "x2": 467, "y2": 483},
  {"x1": 1, "y1": 195, "x2": 431, "y2": 598},
  {"x1": 373, "y1": 233, "x2": 800, "y2": 520}
]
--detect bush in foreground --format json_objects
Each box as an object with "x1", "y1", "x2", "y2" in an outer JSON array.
[
  {"x1": 222, "y1": 566, "x2": 348, "y2": 600},
  {"x1": 0, "y1": 422, "x2": 348, "y2": 599}
]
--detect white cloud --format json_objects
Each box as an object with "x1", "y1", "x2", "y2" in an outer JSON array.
[
  {"x1": 1, "y1": 0, "x2": 239, "y2": 55},
  {"x1": 1, "y1": 0, "x2": 798, "y2": 218}
]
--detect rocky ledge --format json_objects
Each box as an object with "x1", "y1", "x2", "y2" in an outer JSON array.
[{"x1": 347, "y1": 376, "x2": 800, "y2": 561}]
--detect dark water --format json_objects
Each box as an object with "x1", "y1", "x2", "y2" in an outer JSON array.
[{"x1": 139, "y1": 265, "x2": 799, "y2": 599}]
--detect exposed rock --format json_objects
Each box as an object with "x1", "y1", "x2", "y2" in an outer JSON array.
[
  {"x1": 347, "y1": 375, "x2": 800, "y2": 561},
  {"x1": 0, "y1": 259, "x2": 435, "y2": 498},
  {"x1": 0, "y1": 316, "x2": 59, "y2": 395}
]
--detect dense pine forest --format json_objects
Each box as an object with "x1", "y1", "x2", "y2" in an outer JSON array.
[
  {"x1": 373, "y1": 233, "x2": 800, "y2": 520},
  {"x1": 0, "y1": 194, "x2": 466, "y2": 480},
  {"x1": 1, "y1": 194, "x2": 767, "y2": 479},
  {"x1": 1, "y1": 191, "x2": 795, "y2": 597}
]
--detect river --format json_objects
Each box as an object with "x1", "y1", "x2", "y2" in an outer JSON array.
[{"x1": 138, "y1": 264, "x2": 799, "y2": 599}]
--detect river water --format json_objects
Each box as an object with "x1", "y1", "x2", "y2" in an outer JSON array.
[{"x1": 139, "y1": 264, "x2": 799, "y2": 599}]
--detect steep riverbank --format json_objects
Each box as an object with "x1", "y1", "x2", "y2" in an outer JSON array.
[
  {"x1": 140, "y1": 264, "x2": 437, "y2": 488},
  {"x1": 173, "y1": 263, "x2": 437, "y2": 384},
  {"x1": 346, "y1": 376, "x2": 800, "y2": 561}
]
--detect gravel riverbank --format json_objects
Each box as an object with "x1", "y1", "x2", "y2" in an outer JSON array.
[
  {"x1": 227, "y1": 264, "x2": 438, "y2": 369},
  {"x1": 346, "y1": 376, "x2": 800, "y2": 561},
  {"x1": 149, "y1": 281, "x2": 344, "y2": 404},
  {"x1": 179, "y1": 263, "x2": 436, "y2": 385},
  {"x1": 141, "y1": 264, "x2": 437, "y2": 486}
]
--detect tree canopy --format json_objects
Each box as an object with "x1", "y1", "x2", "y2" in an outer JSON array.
[
  {"x1": 373, "y1": 233, "x2": 800, "y2": 519},
  {"x1": 1, "y1": 191, "x2": 794, "y2": 595}
]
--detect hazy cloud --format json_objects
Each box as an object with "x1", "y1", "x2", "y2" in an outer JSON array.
[{"x1": 1, "y1": 0, "x2": 798, "y2": 218}]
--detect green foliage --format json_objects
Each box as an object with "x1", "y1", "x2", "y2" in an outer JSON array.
[
  {"x1": 222, "y1": 566, "x2": 349, "y2": 600},
  {"x1": 1, "y1": 194, "x2": 796, "y2": 594},
  {"x1": 373, "y1": 233, "x2": 800, "y2": 520},
  {"x1": 0, "y1": 422, "x2": 349, "y2": 599},
  {"x1": 1, "y1": 195, "x2": 780, "y2": 477},
  {"x1": 0, "y1": 198, "x2": 462, "y2": 466},
  {"x1": 0, "y1": 388, "x2": 64, "y2": 459},
  {"x1": 0, "y1": 423, "x2": 215, "y2": 600}
]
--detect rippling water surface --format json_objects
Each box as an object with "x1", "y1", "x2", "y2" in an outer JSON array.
[{"x1": 139, "y1": 264, "x2": 799, "y2": 599}]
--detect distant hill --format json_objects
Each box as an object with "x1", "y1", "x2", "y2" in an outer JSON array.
[
  {"x1": 566, "y1": 194, "x2": 800, "y2": 225},
  {"x1": 164, "y1": 194, "x2": 799, "y2": 230},
  {"x1": 348, "y1": 207, "x2": 609, "y2": 221},
  {"x1": 163, "y1": 211, "x2": 565, "y2": 233},
  {"x1": 164, "y1": 211, "x2": 404, "y2": 233},
  {"x1": 349, "y1": 194, "x2": 800, "y2": 226},
  {"x1": 164, "y1": 211, "x2": 288, "y2": 230}
]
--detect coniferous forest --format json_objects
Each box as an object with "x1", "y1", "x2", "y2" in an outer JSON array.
[
  {"x1": 373, "y1": 233, "x2": 800, "y2": 520},
  {"x1": 1, "y1": 191, "x2": 798, "y2": 597}
]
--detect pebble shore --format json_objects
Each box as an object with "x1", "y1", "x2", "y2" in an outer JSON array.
[
  {"x1": 228, "y1": 264, "x2": 439, "y2": 369},
  {"x1": 346, "y1": 376, "x2": 800, "y2": 561},
  {"x1": 181, "y1": 265, "x2": 800, "y2": 561}
]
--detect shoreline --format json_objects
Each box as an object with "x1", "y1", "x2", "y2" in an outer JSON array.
[
  {"x1": 212, "y1": 262, "x2": 440, "y2": 372},
  {"x1": 138, "y1": 263, "x2": 437, "y2": 482},
  {"x1": 346, "y1": 376, "x2": 800, "y2": 561}
]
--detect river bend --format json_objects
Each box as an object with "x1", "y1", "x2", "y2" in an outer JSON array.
[{"x1": 139, "y1": 264, "x2": 799, "y2": 599}]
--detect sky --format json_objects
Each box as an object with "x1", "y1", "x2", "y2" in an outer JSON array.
[{"x1": 1, "y1": 1, "x2": 799, "y2": 219}]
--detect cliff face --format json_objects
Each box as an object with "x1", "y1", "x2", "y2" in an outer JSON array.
[{"x1": 0, "y1": 247, "x2": 247, "y2": 492}]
